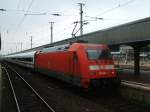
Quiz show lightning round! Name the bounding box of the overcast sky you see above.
[0,0,150,54]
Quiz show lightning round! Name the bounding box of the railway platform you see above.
[118,68,150,107]
[118,68,150,85]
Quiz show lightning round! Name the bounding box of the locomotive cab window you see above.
[87,49,112,60]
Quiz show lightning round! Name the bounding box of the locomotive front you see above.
[69,43,120,88]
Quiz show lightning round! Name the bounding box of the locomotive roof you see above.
[41,44,70,53]
[5,51,36,58]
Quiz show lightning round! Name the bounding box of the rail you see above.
[2,64,56,112]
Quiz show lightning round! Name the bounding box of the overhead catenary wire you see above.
[3,9,44,14]
[83,0,136,25]
[15,0,35,32]
[85,15,130,22]
[83,0,88,15]
[55,23,76,40]
[96,0,136,16]
[7,0,35,52]
[84,0,88,5]
[2,0,138,53]
[17,0,21,10]
[0,0,137,31]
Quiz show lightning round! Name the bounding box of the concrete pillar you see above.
[133,46,140,76]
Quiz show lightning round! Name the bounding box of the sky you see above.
[0,0,150,55]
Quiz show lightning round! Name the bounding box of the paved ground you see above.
[115,60,150,84]
[118,69,150,85]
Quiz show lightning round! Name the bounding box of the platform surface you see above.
[118,68,150,85]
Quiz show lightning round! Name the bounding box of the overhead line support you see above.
[78,3,84,36]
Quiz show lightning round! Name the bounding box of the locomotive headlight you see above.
[89,65,114,70]
[112,71,115,74]
[89,65,99,70]
[99,65,115,70]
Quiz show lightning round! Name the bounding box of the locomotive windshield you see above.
[87,49,112,60]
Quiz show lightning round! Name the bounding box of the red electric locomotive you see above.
[34,43,120,88]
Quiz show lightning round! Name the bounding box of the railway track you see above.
[2,64,55,112]
[2,62,150,112]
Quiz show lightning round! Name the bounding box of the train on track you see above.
[5,42,120,89]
